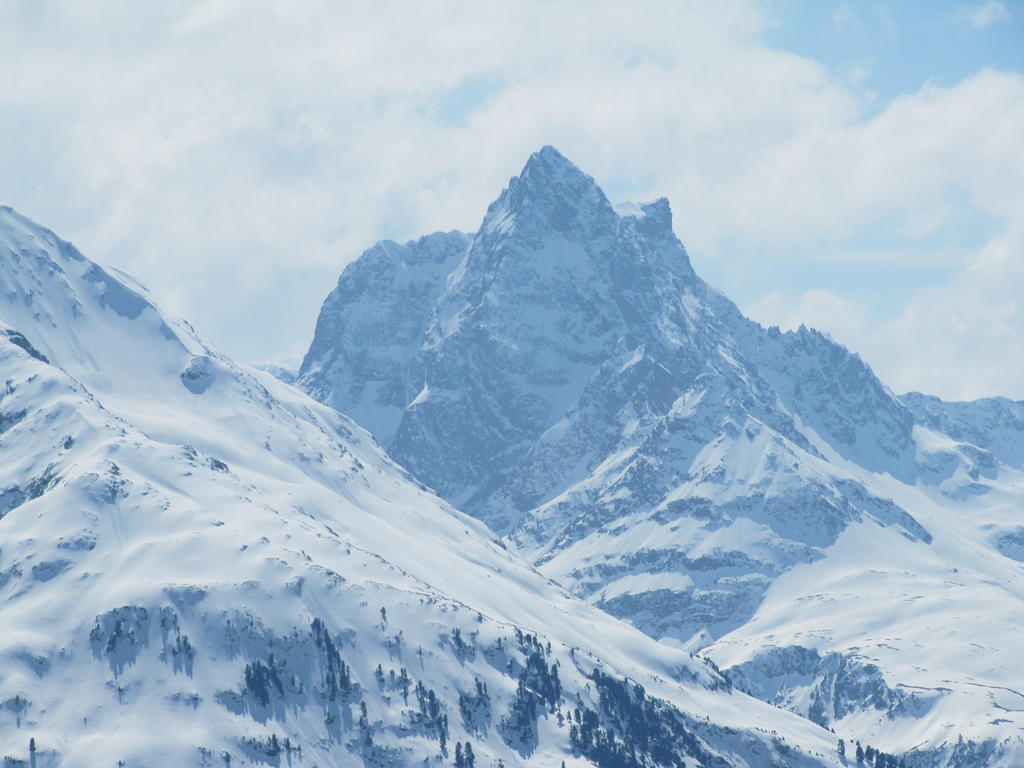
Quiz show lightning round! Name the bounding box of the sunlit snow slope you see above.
[299,148,1024,767]
[0,206,853,766]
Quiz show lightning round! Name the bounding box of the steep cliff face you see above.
[300,230,472,445]
[0,205,848,767]
[299,148,1024,766]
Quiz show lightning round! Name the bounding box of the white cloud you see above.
[737,67,1024,400]
[746,222,1024,401]
[955,0,1011,28]
[874,223,1024,399]
[0,0,1021,399]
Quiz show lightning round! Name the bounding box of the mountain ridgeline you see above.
[299,147,1024,767]
[0,204,859,763]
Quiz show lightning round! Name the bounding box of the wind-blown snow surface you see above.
[299,148,1024,767]
[0,206,852,766]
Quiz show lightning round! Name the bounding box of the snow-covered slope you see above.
[0,205,852,766]
[298,148,1024,767]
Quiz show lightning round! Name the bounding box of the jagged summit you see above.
[520,143,577,175]
[479,146,676,247]
[479,145,616,240]
[518,144,596,192]
[514,146,674,229]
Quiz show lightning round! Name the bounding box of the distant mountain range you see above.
[298,147,1024,767]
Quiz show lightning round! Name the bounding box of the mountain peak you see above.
[516,145,603,198]
[481,146,615,238]
[482,149,679,243]
[519,144,581,178]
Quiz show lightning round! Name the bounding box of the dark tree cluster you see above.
[311,618,356,701]
[358,699,374,748]
[396,666,411,704]
[512,627,552,657]
[453,740,477,767]
[459,677,492,734]
[411,680,450,751]
[243,657,285,708]
[371,661,413,703]
[448,627,477,662]
[567,668,721,768]
[853,740,905,768]
[500,677,540,753]
[521,651,561,711]
[239,733,300,760]
[169,633,196,676]
[499,646,562,754]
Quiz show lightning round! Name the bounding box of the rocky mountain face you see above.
[299,148,1024,767]
[301,230,472,445]
[901,391,1024,470]
[0,205,853,766]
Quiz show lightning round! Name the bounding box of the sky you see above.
[1,0,1022,400]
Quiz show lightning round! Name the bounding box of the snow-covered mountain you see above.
[0,205,857,766]
[299,148,1024,767]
